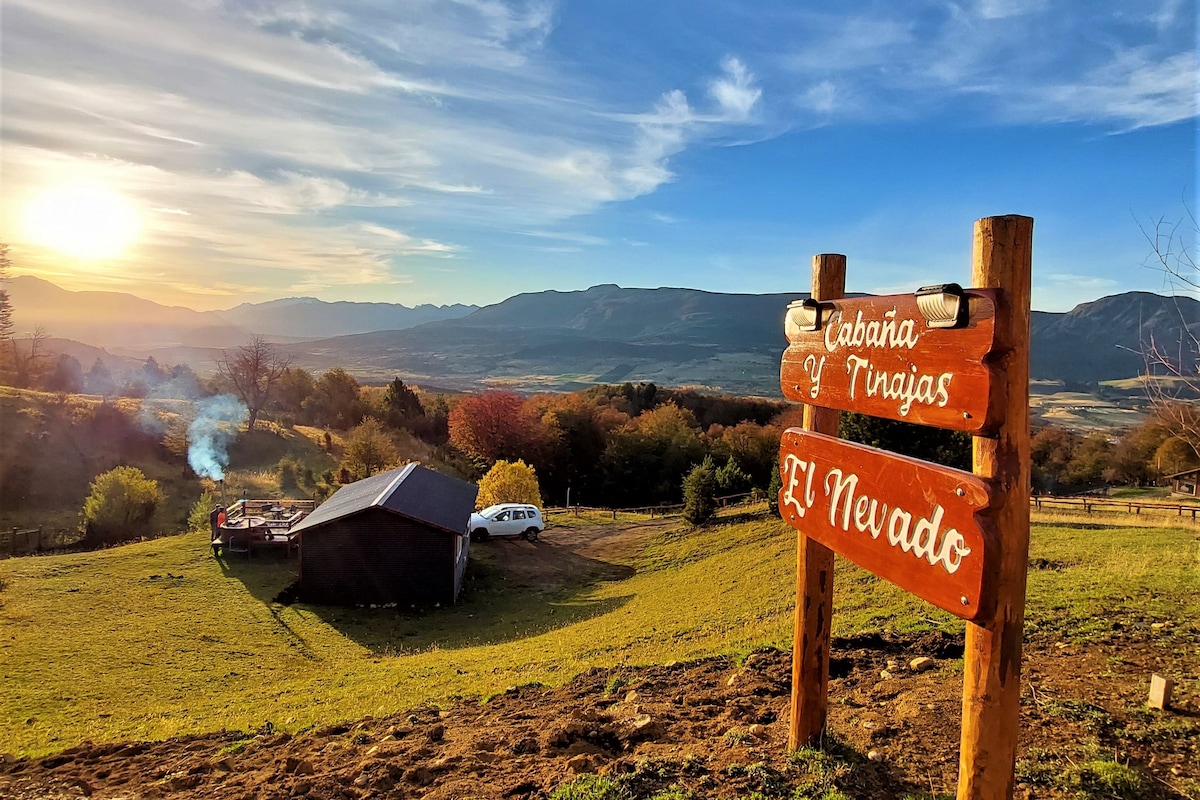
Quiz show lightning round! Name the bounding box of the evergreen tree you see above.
[767,454,782,516]
[682,456,718,526]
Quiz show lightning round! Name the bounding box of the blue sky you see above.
[0,0,1195,311]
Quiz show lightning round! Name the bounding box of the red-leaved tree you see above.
[448,391,550,467]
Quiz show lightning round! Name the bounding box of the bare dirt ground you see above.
[2,521,1197,799]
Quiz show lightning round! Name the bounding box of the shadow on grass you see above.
[213,536,636,656]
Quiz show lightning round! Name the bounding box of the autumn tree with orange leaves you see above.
[448,391,551,467]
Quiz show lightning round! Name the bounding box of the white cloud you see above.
[709,57,762,122]
[973,0,1049,20]
[0,0,769,302]
[778,2,1197,130]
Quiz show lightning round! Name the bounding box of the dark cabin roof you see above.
[1165,468,1200,480]
[290,463,478,536]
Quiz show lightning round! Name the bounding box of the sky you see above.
[0,0,1195,312]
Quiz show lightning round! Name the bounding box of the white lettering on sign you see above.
[781,454,972,575]
[816,306,952,419]
[823,308,921,353]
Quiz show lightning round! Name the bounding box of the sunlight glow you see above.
[23,182,141,260]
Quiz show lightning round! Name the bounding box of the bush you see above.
[277,457,304,493]
[715,456,751,496]
[682,456,717,526]
[767,455,781,516]
[187,490,220,534]
[82,466,164,545]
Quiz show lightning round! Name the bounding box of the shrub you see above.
[277,457,303,493]
[187,490,221,534]
[341,417,399,479]
[82,466,164,545]
[715,456,751,496]
[682,457,717,526]
[767,455,781,516]
[477,459,542,509]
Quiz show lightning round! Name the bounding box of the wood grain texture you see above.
[788,254,845,751]
[780,291,1001,434]
[778,429,997,621]
[957,215,1033,800]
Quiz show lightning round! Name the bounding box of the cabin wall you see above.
[299,510,456,606]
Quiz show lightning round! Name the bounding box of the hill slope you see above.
[217,296,477,339]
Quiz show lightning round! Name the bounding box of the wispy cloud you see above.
[0,0,1192,310]
[0,0,766,305]
[779,1,1196,130]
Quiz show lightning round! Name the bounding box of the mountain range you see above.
[8,276,1199,396]
[5,275,477,348]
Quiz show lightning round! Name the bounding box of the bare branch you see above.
[217,336,291,430]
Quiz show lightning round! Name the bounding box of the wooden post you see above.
[788,253,846,750]
[959,215,1033,800]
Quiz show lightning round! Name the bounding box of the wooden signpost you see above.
[780,291,1002,435]
[780,216,1033,800]
[779,429,995,621]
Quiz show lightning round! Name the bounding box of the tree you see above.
[1140,208,1200,457]
[304,368,367,430]
[42,354,84,393]
[476,459,542,509]
[839,411,971,471]
[715,456,751,496]
[218,336,290,430]
[601,403,706,507]
[341,417,398,479]
[448,391,550,466]
[767,454,782,516]
[6,327,51,389]
[85,358,116,397]
[381,377,424,428]
[82,465,163,545]
[682,456,718,526]
[0,242,12,345]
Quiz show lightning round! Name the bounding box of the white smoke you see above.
[187,394,248,480]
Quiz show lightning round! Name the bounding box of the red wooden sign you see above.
[778,428,997,621]
[780,291,1002,434]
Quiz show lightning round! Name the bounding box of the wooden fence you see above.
[545,491,762,520]
[1032,495,1200,520]
[0,526,83,558]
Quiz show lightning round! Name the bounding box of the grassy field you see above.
[1,507,1197,760]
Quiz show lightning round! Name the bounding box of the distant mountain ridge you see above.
[217,296,477,339]
[7,275,476,348]
[9,276,1198,395]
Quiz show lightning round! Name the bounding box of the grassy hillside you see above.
[1,508,1196,760]
[0,388,345,539]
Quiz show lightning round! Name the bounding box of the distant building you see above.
[290,464,478,606]
[1165,468,1200,498]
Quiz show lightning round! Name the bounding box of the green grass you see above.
[1,511,1197,758]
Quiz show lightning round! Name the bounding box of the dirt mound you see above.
[2,630,1196,799]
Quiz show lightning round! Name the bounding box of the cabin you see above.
[1166,468,1200,498]
[290,464,478,606]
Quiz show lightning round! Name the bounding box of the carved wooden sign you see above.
[780,291,1002,434]
[778,428,996,621]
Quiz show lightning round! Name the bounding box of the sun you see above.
[23,181,141,260]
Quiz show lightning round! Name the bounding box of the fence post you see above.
[10,528,15,556]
